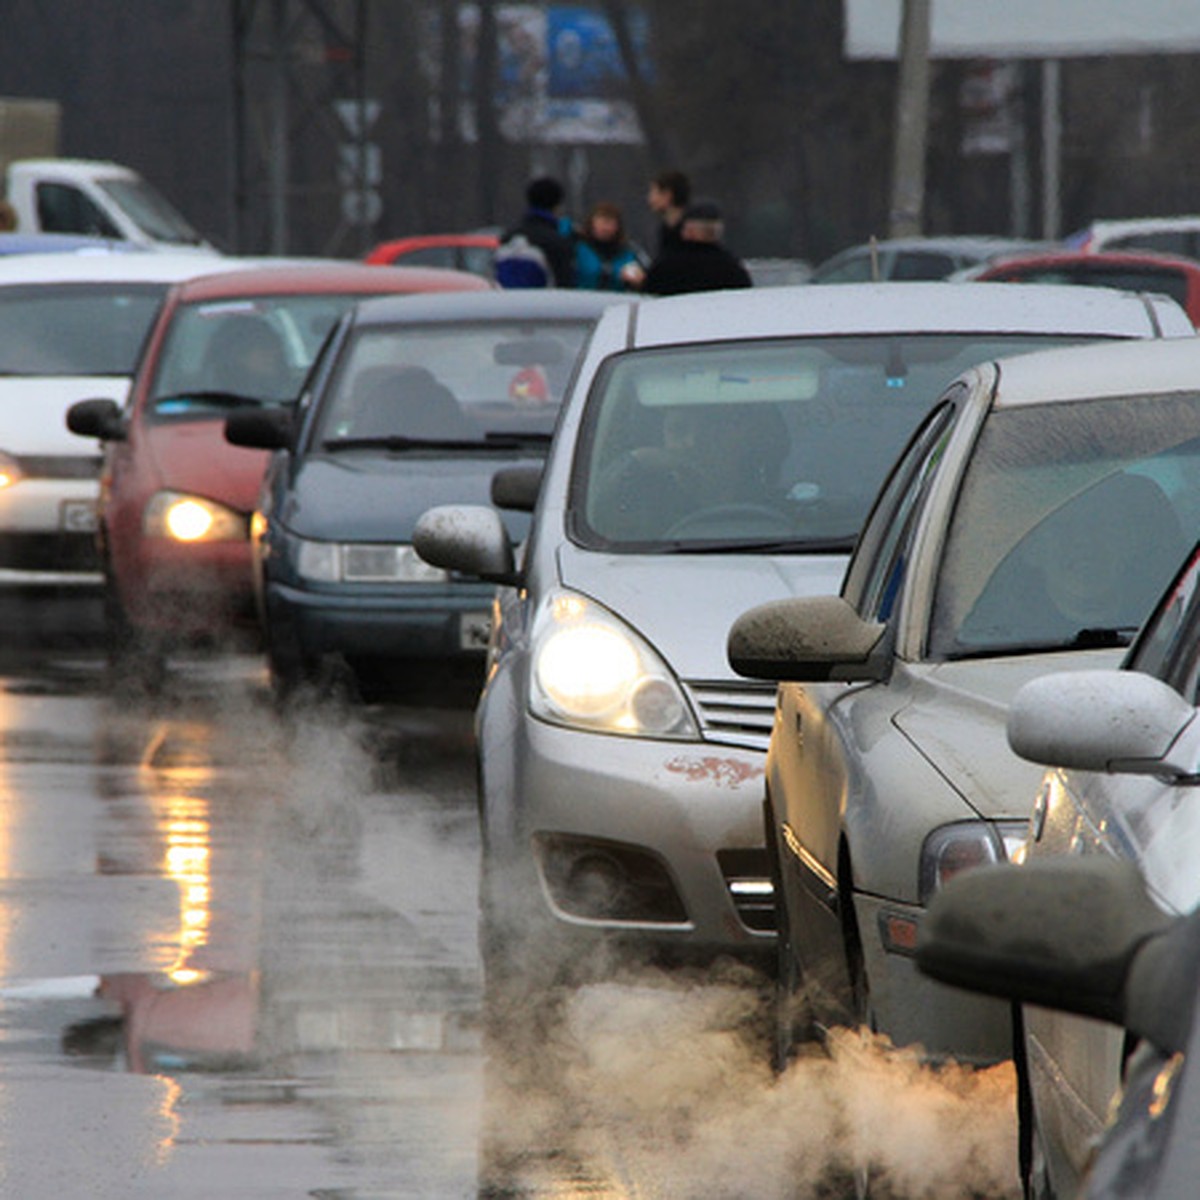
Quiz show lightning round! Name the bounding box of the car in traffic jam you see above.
[226,288,623,703]
[65,260,489,684]
[412,280,1193,997]
[728,333,1200,1076]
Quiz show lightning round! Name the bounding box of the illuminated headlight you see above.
[143,491,246,542]
[295,538,450,585]
[0,451,23,490]
[918,819,1028,905]
[529,590,698,739]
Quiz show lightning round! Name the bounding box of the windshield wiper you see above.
[659,535,856,555]
[947,625,1139,660]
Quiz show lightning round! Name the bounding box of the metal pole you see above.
[888,0,931,239]
[1041,59,1062,240]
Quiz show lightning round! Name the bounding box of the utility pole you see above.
[888,0,932,239]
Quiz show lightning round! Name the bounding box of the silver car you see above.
[414,282,1194,988]
[729,334,1200,1074]
[1001,532,1200,1198]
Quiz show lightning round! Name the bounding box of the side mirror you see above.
[413,504,517,586]
[1007,669,1200,780]
[66,397,125,442]
[225,407,293,451]
[917,857,1171,1027]
[727,595,887,682]
[491,464,543,512]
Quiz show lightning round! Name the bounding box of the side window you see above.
[1126,541,1200,696]
[36,182,122,238]
[892,252,955,281]
[846,392,961,620]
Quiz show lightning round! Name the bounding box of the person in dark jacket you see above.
[495,176,577,288]
[647,168,690,254]
[641,199,753,296]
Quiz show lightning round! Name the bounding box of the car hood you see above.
[1,377,129,456]
[895,648,1126,820]
[555,541,848,679]
[282,452,538,541]
[141,418,271,511]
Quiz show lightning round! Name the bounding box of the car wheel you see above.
[103,576,168,694]
[1014,1005,1056,1200]
[841,867,877,1033]
[766,795,812,1072]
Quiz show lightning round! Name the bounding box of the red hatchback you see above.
[66,260,490,682]
[969,248,1200,327]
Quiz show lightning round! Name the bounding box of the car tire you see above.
[766,795,812,1072]
[841,859,877,1033]
[1014,1005,1056,1200]
[103,573,168,694]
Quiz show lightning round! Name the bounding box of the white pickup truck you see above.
[5,158,217,253]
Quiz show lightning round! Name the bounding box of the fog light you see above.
[564,853,628,917]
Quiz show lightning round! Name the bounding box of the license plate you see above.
[60,499,98,534]
[459,612,492,650]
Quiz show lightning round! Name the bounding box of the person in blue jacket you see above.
[574,201,645,292]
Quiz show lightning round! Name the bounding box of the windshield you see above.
[149,295,366,416]
[932,392,1200,658]
[98,176,203,245]
[0,283,166,376]
[310,318,594,445]
[570,333,1098,552]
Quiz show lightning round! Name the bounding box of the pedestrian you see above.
[646,168,690,254]
[494,175,577,288]
[640,199,753,297]
[573,201,645,292]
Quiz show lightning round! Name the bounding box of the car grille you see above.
[683,679,777,751]
[15,455,102,480]
[0,532,100,573]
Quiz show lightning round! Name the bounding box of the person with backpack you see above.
[573,201,645,292]
[494,176,576,288]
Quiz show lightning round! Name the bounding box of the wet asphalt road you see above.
[0,640,1025,1200]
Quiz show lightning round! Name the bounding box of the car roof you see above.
[167,260,490,301]
[349,287,629,326]
[988,334,1200,408]
[0,251,235,285]
[612,281,1188,347]
[978,248,1200,273]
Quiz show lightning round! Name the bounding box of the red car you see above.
[968,248,1200,327]
[364,232,498,280]
[66,260,490,682]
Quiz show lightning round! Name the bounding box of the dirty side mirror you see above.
[413,504,517,586]
[727,594,887,682]
[1008,669,1200,779]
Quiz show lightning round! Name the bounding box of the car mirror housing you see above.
[1007,669,1200,779]
[224,407,293,451]
[65,397,125,442]
[917,857,1171,1027]
[726,595,887,682]
[491,464,543,512]
[413,504,517,586]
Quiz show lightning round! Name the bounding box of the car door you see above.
[1022,543,1200,1194]
[775,396,963,997]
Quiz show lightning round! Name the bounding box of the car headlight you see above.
[143,491,246,542]
[294,537,449,585]
[529,590,698,739]
[0,451,24,490]
[918,819,1028,905]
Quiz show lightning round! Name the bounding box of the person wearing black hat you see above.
[640,199,752,296]
[495,175,577,288]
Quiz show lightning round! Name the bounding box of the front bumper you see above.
[0,478,101,590]
[855,891,1012,1063]
[266,578,495,663]
[483,708,775,964]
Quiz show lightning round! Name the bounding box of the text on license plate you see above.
[60,499,98,534]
